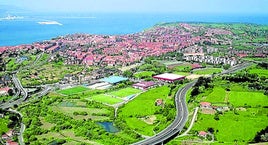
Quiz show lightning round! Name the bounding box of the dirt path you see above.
[224,91,229,103]
[177,107,199,137]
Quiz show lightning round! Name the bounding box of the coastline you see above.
[1,13,268,47]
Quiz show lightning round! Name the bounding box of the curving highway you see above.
[132,80,197,145]
[0,74,28,109]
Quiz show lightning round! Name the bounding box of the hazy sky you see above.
[2,0,267,14]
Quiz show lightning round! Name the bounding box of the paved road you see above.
[178,107,199,137]
[0,75,28,109]
[220,63,252,75]
[132,81,197,145]
[0,74,27,145]
[8,109,25,145]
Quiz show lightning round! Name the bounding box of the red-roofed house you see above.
[1,134,9,140]
[155,99,164,106]
[1,129,15,140]
[198,131,208,138]
[6,130,14,137]
[132,81,155,90]
[6,140,19,145]
[200,102,211,108]
[191,63,203,70]
[254,54,266,57]
[0,87,10,95]
[236,53,248,58]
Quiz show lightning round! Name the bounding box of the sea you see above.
[0,12,268,46]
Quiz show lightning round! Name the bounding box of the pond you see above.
[97,122,119,133]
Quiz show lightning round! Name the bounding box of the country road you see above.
[178,107,199,137]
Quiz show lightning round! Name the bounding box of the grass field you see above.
[37,130,101,145]
[125,118,155,135]
[173,71,190,76]
[173,64,192,72]
[194,68,222,75]
[0,118,9,133]
[248,68,268,77]
[192,108,268,144]
[204,87,226,102]
[229,91,268,107]
[109,87,142,98]
[119,86,170,117]
[18,62,84,86]
[58,86,89,95]
[134,71,156,79]
[51,106,110,121]
[118,86,171,136]
[40,117,55,130]
[88,94,123,105]
[243,57,268,62]
[0,95,12,102]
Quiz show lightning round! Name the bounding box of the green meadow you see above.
[109,87,142,98]
[193,68,222,75]
[248,68,268,77]
[0,118,9,133]
[192,109,268,144]
[58,86,89,95]
[134,71,156,79]
[118,86,173,136]
[88,94,123,105]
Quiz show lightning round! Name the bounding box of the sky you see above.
[1,0,268,14]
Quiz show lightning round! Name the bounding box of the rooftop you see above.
[153,73,185,81]
[133,81,155,88]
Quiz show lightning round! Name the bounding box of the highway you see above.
[0,74,28,109]
[132,80,197,145]
[0,74,28,145]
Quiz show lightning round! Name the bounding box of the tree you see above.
[8,89,14,96]
[13,104,18,108]
[208,127,215,133]
[191,87,199,97]
[123,70,133,78]
[223,64,231,70]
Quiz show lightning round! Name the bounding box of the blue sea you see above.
[0,12,268,46]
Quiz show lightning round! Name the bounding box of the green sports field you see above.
[88,94,123,105]
[58,86,89,95]
[109,87,142,98]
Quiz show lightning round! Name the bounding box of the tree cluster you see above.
[191,77,213,98]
